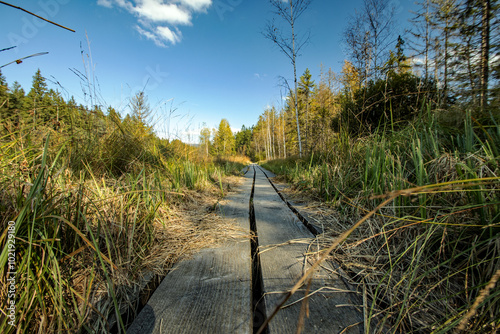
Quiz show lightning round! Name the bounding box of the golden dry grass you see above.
[0,136,250,333]
[266,176,500,333]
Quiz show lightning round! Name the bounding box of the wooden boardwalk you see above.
[128,165,363,334]
[253,166,362,333]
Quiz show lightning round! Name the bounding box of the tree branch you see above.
[0,1,75,32]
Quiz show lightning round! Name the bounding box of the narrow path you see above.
[128,165,362,334]
[252,165,362,333]
[127,171,254,334]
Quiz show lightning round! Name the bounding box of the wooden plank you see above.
[127,173,254,334]
[253,167,363,334]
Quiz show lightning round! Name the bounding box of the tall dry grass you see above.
[263,107,500,333]
[0,115,248,333]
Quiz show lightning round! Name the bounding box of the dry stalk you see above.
[455,268,500,332]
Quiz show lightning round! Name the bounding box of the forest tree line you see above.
[228,0,500,161]
[1,0,499,164]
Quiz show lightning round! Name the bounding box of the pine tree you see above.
[385,36,412,75]
[6,81,26,126]
[478,0,492,112]
[312,67,338,152]
[46,89,66,127]
[459,0,496,113]
[234,125,253,156]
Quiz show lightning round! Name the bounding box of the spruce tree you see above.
[26,69,48,126]
[8,81,26,125]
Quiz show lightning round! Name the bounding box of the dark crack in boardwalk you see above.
[127,165,363,334]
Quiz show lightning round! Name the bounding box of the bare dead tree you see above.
[410,0,433,81]
[344,13,372,87]
[264,0,312,158]
[343,0,397,82]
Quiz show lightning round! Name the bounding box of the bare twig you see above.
[0,1,75,32]
[0,46,17,52]
[296,276,312,334]
[0,52,49,69]
[256,194,398,334]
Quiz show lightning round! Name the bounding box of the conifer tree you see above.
[234,125,252,156]
[459,0,496,112]
[8,81,25,124]
[312,67,338,152]
[26,69,48,125]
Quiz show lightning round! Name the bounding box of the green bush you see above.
[339,72,437,135]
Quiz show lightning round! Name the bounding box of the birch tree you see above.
[199,125,211,157]
[343,0,397,82]
[264,0,312,158]
[213,119,234,155]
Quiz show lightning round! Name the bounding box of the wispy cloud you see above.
[98,0,212,46]
[254,73,267,80]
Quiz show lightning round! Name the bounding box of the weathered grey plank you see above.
[253,166,363,334]
[127,173,254,334]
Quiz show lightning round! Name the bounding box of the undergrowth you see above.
[262,108,500,333]
[0,117,249,333]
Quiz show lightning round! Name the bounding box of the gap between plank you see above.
[249,165,269,334]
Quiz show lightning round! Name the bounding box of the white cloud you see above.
[97,0,113,8]
[98,0,212,46]
[135,25,181,46]
[157,26,182,44]
[254,73,267,80]
[175,0,211,11]
[134,0,191,25]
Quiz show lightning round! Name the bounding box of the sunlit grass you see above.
[0,118,248,333]
[262,108,500,333]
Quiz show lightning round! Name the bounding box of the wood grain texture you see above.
[128,166,363,334]
[127,173,254,334]
[253,167,363,334]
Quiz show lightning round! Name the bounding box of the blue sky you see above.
[0,0,416,142]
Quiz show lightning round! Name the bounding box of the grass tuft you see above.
[262,109,500,333]
[0,117,248,333]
